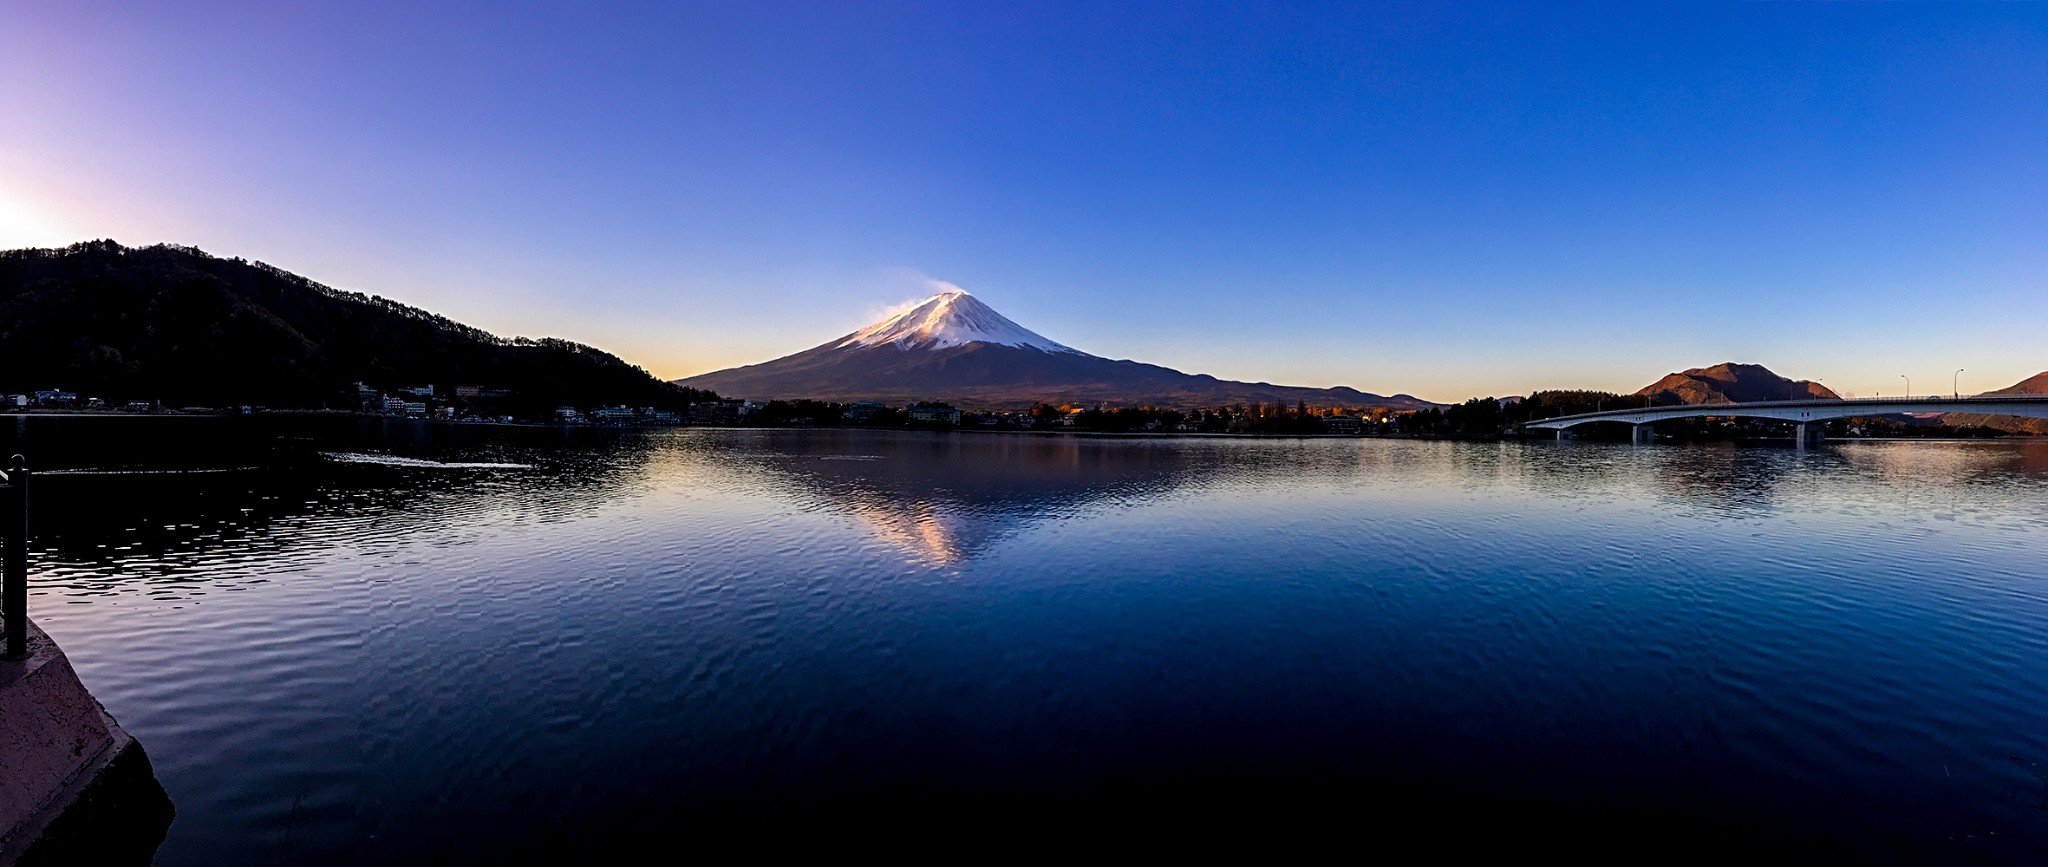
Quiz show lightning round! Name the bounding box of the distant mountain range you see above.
[674,289,1435,410]
[0,241,707,412]
[1634,362,1836,404]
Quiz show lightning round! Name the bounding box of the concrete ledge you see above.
[0,619,172,867]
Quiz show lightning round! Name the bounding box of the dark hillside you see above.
[0,241,711,413]
[1635,362,1836,405]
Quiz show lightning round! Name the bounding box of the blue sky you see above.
[3,2,2042,401]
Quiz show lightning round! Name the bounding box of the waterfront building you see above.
[689,400,749,426]
[908,404,962,425]
[378,396,428,417]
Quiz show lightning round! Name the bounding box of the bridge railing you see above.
[1818,394,1997,403]
[1518,394,2038,425]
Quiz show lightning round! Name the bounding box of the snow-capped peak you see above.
[837,289,1081,354]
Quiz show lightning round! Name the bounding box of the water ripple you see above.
[6,423,2045,864]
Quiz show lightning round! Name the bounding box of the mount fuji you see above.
[675,289,1434,410]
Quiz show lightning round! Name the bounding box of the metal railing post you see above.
[3,455,25,660]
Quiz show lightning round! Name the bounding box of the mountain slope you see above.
[676,290,1434,410]
[1635,363,1837,404]
[0,241,710,412]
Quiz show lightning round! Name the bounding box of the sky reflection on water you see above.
[10,419,2048,863]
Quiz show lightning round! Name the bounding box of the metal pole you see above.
[3,455,25,660]
[1901,375,1909,399]
[1955,369,1964,399]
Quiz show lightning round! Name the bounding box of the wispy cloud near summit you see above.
[863,273,969,324]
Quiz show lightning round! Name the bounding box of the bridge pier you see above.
[1795,422,1825,448]
[1631,424,1654,446]
[1555,429,1574,441]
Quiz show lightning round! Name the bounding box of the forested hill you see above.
[0,241,712,413]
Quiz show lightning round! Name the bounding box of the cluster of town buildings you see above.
[551,405,683,425]
[358,383,509,420]
[0,390,157,413]
[358,383,699,425]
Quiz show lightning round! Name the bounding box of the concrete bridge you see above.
[1523,395,2048,446]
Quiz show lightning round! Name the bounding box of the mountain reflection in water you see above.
[8,418,2048,865]
[709,432,1224,565]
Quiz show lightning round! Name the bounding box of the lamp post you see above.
[1901,375,1910,399]
[1954,369,1964,399]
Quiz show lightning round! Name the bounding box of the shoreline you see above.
[0,410,2035,442]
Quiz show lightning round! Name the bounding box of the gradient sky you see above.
[4,2,2043,402]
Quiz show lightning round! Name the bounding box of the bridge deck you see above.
[1524,395,2048,430]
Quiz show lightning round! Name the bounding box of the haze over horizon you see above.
[4,2,2042,403]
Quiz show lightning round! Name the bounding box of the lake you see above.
[13,417,2048,862]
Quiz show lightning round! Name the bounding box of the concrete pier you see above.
[1631,424,1655,445]
[0,618,171,866]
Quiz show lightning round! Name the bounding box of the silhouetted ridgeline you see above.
[0,241,714,414]
[1634,362,1836,405]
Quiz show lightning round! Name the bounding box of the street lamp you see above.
[1901,375,1910,399]
[1954,369,1964,399]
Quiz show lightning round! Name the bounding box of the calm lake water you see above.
[13,417,2048,862]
